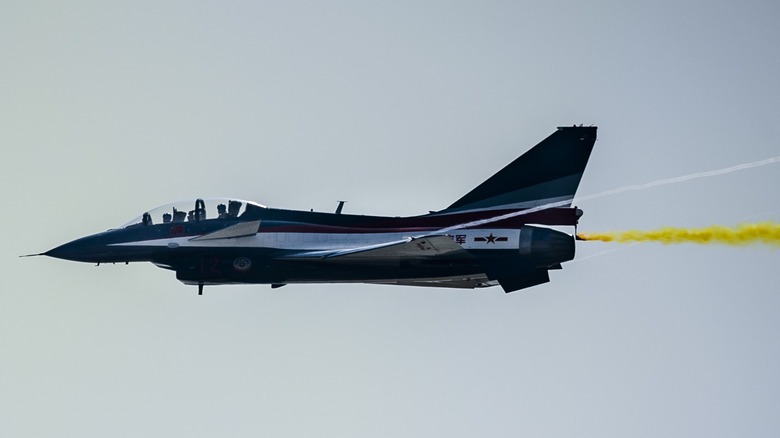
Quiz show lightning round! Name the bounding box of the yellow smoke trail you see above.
[577,223,780,247]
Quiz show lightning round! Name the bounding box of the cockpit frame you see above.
[122,198,265,228]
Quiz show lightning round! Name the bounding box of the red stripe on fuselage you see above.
[260,208,578,234]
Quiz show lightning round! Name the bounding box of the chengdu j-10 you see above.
[39,126,596,294]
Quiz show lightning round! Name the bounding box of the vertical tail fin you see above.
[444,126,596,213]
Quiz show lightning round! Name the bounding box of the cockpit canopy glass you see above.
[122,198,265,228]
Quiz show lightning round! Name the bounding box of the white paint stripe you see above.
[110,229,522,251]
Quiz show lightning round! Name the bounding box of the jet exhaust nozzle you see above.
[518,225,575,268]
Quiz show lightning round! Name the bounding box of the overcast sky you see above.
[2,1,780,437]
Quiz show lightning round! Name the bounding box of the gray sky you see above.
[2,1,780,437]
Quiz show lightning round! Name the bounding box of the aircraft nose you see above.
[44,231,121,263]
[45,238,98,262]
[44,230,157,264]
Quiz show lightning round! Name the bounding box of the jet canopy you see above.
[122,198,265,228]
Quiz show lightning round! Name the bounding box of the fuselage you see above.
[46,200,577,289]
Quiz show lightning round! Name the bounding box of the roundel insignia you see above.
[233,257,252,272]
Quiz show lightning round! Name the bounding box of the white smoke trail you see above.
[569,243,639,263]
[438,156,780,232]
[577,156,780,203]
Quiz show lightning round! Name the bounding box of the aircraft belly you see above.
[167,246,487,285]
[154,228,567,287]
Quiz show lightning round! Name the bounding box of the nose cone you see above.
[45,235,108,263]
[45,229,159,264]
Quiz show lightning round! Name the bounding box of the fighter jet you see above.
[39,126,596,294]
